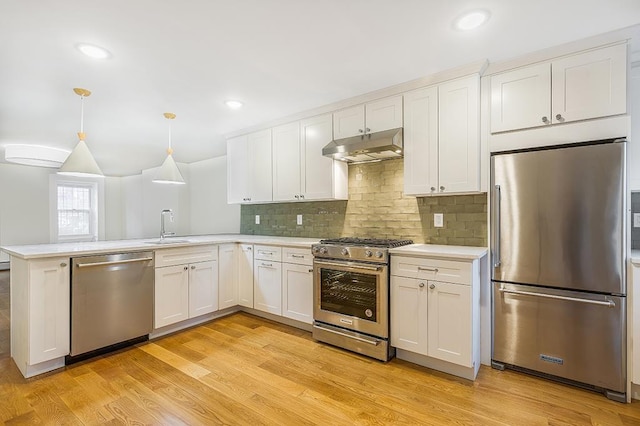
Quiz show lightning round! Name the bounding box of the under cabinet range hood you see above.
[322,128,403,163]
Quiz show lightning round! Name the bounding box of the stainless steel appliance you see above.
[491,138,627,402]
[68,251,154,362]
[322,128,403,163]
[312,237,413,361]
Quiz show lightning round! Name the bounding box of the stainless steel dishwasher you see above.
[69,251,154,362]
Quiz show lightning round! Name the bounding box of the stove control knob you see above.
[341,248,349,256]
[365,250,373,257]
[312,246,319,253]
[320,247,328,254]
[375,251,384,259]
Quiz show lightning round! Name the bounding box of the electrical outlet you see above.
[634,213,640,228]
[434,213,444,228]
[297,214,303,225]
[255,215,260,225]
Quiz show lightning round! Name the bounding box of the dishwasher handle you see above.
[76,257,153,268]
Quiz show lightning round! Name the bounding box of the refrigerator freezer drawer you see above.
[492,282,625,393]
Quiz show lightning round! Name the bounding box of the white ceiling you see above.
[1,0,639,176]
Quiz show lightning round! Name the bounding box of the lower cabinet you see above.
[253,245,283,315]
[154,245,219,329]
[218,244,238,310]
[238,244,254,308]
[390,253,482,379]
[281,247,314,324]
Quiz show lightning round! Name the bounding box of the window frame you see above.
[49,175,104,243]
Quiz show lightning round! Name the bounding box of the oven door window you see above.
[320,269,377,322]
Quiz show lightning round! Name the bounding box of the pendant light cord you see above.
[79,95,85,133]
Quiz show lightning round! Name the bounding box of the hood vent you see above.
[322,128,403,163]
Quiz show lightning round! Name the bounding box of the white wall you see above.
[189,156,240,235]
[104,177,123,240]
[141,164,191,238]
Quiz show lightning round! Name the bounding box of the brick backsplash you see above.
[240,158,487,247]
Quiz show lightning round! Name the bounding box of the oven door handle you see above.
[314,260,382,272]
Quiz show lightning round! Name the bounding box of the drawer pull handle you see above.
[291,254,305,258]
[60,262,67,268]
[419,282,425,288]
[262,263,273,267]
[417,267,439,273]
[429,283,436,289]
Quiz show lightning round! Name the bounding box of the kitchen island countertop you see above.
[1,234,320,260]
[390,244,488,260]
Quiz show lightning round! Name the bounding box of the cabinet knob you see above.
[294,195,299,199]
[358,129,364,133]
[440,186,445,191]
[419,282,425,288]
[429,283,436,289]
[300,194,304,199]
[308,269,313,273]
[60,262,67,268]
[555,114,564,122]
[191,265,196,270]
[365,127,371,133]
[542,116,549,124]
[184,266,188,270]
[430,187,436,192]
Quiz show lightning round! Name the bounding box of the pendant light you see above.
[58,88,104,177]
[152,112,185,185]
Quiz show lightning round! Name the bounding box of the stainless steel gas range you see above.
[311,237,413,361]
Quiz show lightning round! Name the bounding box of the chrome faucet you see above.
[160,209,176,239]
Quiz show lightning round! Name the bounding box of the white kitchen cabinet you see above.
[272,116,348,202]
[282,247,313,324]
[403,75,480,196]
[490,43,627,133]
[10,256,70,378]
[226,129,273,204]
[154,245,218,329]
[427,280,472,367]
[253,245,282,315]
[390,275,428,354]
[218,243,238,310]
[333,95,403,139]
[238,244,254,308]
[390,252,481,380]
[631,258,640,385]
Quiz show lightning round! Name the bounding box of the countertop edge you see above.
[389,244,488,260]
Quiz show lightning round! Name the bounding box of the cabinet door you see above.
[427,280,472,367]
[390,276,428,354]
[238,244,254,308]
[218,244,238,310]
[632,261,640,384]
[29,258,70,364]
[552,43,627,124]
[189,260,219,318]
[365,95,403,133]
[282,263,313,324]
[155,265,189,328]
[226,135,250,204]
[438,75,480,193]
[248,129,273,203]
[272,122,302,202]
[254,260,282,315]
[403,86,438,195]
[490,63,551,133]
[301,114,347,200]
[333,105,365,139]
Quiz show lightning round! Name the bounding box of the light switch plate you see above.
[255,215,260,225]
[297,214,303,225]
[434,213,444,228]
[634,213,640,228]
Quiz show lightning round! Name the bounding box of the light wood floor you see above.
[2,271,640,425]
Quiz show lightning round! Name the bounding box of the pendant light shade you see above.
[58,88,104,177]
[152,112,185,185]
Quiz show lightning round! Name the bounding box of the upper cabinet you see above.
[227,129,273,204]
[490,43,627,133]
[403,74,480,196]
[333,95,403,139]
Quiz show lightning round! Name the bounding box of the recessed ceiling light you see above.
[225,100,243,110]
[76,43,112,59]
[454,10,490,31]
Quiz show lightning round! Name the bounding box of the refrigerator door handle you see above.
[498,286,616,308]
[493,184,501,268]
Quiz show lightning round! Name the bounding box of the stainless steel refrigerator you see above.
[491,138,627,402]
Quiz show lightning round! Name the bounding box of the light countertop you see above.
[1,234,320,260]
[390,244,488,260]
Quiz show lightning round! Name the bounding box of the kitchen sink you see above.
[144,239,190,245]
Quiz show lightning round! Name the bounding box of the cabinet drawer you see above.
[391,255,471,285]
[282,247,313,266]
[155,245,218,268]
[254,245,282,262]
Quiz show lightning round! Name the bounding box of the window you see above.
[55,182,98,242]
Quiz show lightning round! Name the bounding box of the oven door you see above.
[313,258,388,338]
